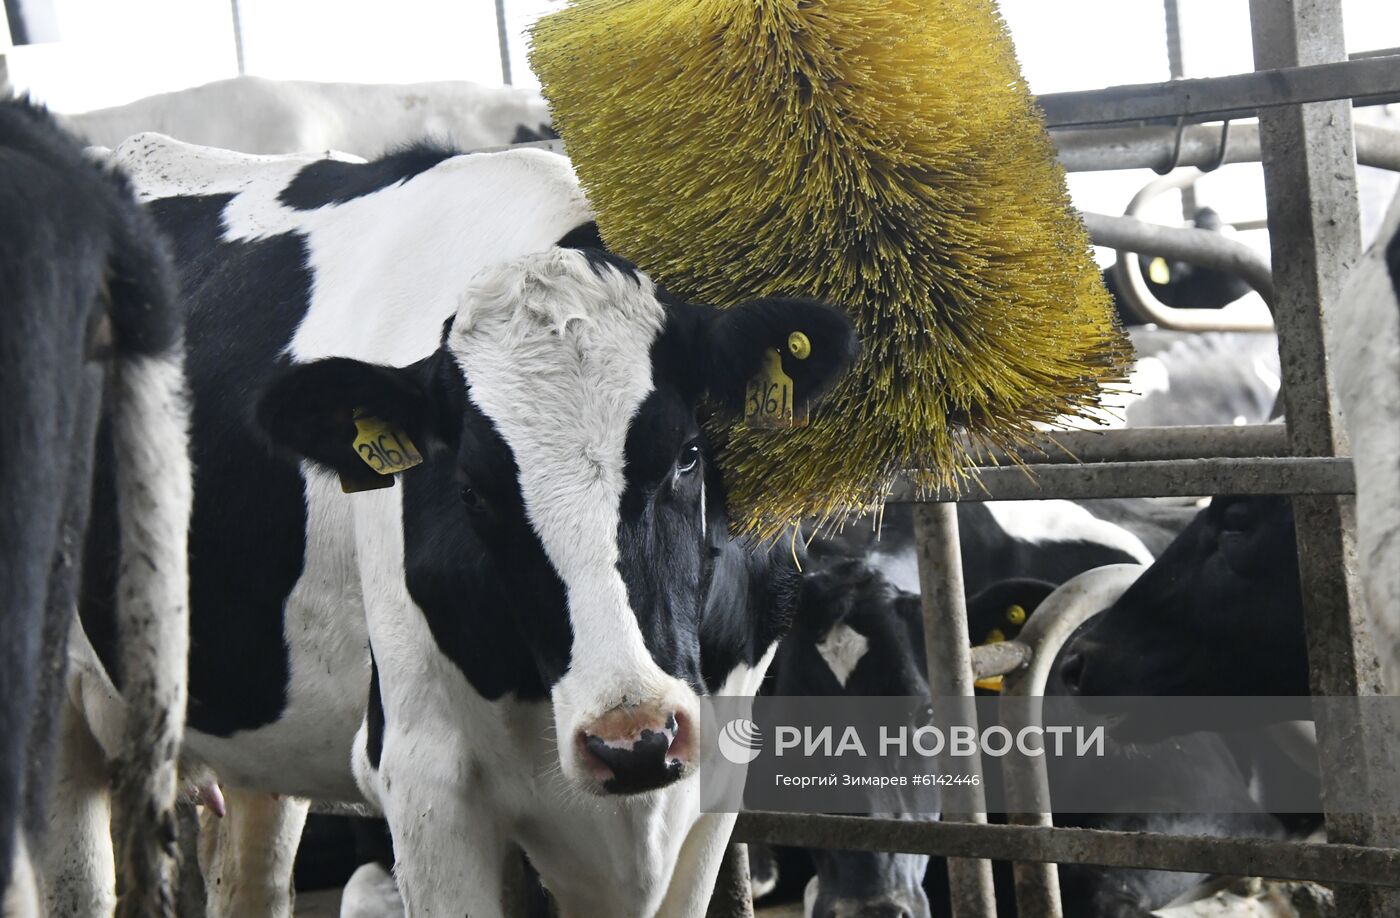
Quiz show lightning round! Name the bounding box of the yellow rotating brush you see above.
[531,0,1130,537]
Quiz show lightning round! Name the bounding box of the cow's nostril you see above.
[578,708,687,794]
[1059,650,1086,693]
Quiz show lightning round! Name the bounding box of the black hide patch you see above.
[279,143,461,210]
[108,194,317,736]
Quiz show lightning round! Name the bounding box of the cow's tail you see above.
[109,346,192,918]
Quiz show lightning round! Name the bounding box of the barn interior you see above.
[3,1,1400,917]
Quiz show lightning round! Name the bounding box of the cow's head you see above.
[774,561,933,918]
[256,237,856,795]
[1059,495,1307,710]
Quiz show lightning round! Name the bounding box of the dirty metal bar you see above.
[705,844,754,918]
[912,503,996,917]
[984,424,1289,463]
[1250,2,1400,914]
[732,813,1400,888]
[960,424,1288,466]
[1037,55,1400,128]
[308,799,379,817]
[969,640,1032,680]
[998,566,1147,918]
[1054,122,1400,173]
[889,456,1354,503]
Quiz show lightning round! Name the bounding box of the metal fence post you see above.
[913,503,996,917]
[1248,1,1400,914]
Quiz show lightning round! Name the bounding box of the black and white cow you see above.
[770,560,1289,918]
[0,97,190,916]
[1059,495,1307,716]
[61,134,857,917]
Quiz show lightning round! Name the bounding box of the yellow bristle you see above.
[531,0,1131,538]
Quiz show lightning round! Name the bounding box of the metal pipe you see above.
[999,566,1147,918]
[229,0,245,76]
[1053,122,1400,173]
[958,424,1289,467]
[912,504,997,917]
[494,0,513,86]
[969,640,1032,680]
[1084,212,1277,331]
[1037,55,1400,128]
[732,813,1400,888]
[705,844,754,918]
[889,456,1354,503]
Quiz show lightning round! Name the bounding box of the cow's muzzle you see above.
[577,703,694,794]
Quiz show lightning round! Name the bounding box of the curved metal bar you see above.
[1089,212,1276,331]
[998,564,1147,918]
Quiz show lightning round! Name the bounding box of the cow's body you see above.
[61,76,553,158]
[66,134,853,917]
[1,98,190,917]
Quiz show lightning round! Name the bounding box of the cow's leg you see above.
[199,789,308,918]
[40,696,116,918]
[374,749,505,918]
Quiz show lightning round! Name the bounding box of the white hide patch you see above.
[816,624,870,688]
[985,500,1155,565]
[448,249,697,770]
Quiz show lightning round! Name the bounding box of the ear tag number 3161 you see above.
[745,349,806,429]
[353,410,423,476]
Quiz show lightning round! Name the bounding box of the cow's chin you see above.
[552,681,702,798]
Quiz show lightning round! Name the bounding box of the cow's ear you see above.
[255,357,437,492]
[700,297,858,416]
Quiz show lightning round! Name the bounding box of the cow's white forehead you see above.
[447,248,667,576]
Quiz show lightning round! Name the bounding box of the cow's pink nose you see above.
[578,704,692,794]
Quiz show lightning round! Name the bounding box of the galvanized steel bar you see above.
[1037,55,1400,128]
[912,503,996,917]
[732,813,1400,888]
[1053,121,1400,173]
[998,566,1147,918]
[1250,2,1400,914]
[969,640,1031,680]
[704,844,754,918]
[959,424,1289,465]
[889,456,1354,503]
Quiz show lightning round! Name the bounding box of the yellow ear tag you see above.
[1148,256,1171,285]
[985,628,1006,644]
[745,348,807,429]
[974,676,1005,693]
[1006,604,1027,626]
[351,409,423,476]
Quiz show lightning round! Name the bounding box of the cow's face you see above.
[258,243,856,796]
[776,562,933,918]
[1059,495,1306,709]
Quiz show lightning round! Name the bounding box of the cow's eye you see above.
[460,484,486,512]
[676,442,702,475]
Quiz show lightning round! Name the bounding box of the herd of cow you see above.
[1,74,1398,918]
